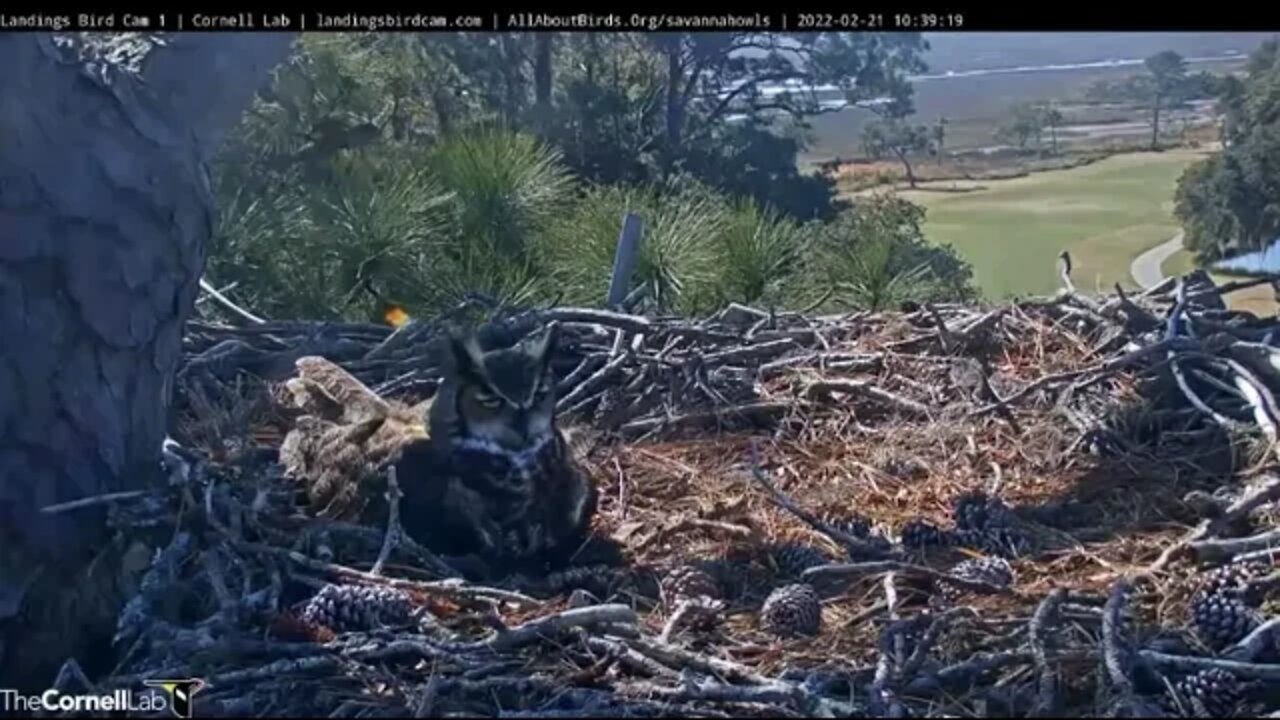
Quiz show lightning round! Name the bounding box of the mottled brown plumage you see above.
[277,325,598,579]
[398,322,598,574]
[278,356,430,520]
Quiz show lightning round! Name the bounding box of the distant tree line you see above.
[1084,51,1228,149]
[994,102,1065,153]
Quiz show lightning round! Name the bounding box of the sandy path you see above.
[1130,231,1185,289]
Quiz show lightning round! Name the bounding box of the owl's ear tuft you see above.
[526,322,559,374]
[447,329,487,384]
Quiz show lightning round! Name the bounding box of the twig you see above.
[969,337,1196,416]
[870,576,906,718]
[200,276,266,325]
[370,466,404,577]
[748,440,893,558]
[803,561,1016,596]
[1029,588,1068,717]
[1190,528,1280,563]
[580,636,679,679]
[926,302,955,353]
[1224,616,1280,662]
[1146,474,1280,575]
[363,320,424,361]
[804,380,930,418]
[233,540,538,607]
[899,607,976,683]
[483,605,637,652]
[621,401,798,438]
[1138,650,1280,680]
[40,489,152,514]
[557,352,628,412]
[1102,580,1136,706]
[622,635,772,685]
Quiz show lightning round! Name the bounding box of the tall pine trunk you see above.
[529,33,555,136]
[533,34,553,113]
[0,32,296,690]
[663,41,684,175]
[1151,93,1162,150]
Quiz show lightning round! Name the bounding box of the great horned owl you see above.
[398,322,598,574]
[278,356,431,520]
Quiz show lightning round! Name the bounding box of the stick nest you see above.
[67,279,1280,717]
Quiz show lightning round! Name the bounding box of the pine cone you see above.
[1198,559,1268,605]
[666,595,726,635]
[300,584,413,632]
[822,511,873,538]
[696,557,756,599]
[1190,591,1260,651]
[952,491,1013,531]
[939,556,1015,602]
[760,584,822,638]
[544,564,623,598]
[769,542,829,579]
[662,565,722,604]
[1165,668,1243,717]
[900,518,952,549]
[823,512,893,556]
[952,527,1029,559]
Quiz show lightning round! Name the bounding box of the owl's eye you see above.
[474,390,503,409]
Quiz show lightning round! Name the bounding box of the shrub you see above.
[537,181,724,313]
[208,129,976,323]
[808,194,977,311]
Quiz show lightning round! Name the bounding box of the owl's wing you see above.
[293,356,393,424]
[407,397,433,419]
[279,415,333,481]
[366,418,430,467]
[283,377,344,422]
[279,414,390,521]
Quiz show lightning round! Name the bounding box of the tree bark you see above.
[1151,93,1162,150]
[663,40,684,174]
[894,148,917,189]
[430,85,456,136]
[531,33,555,135]
[533,33,553,112]
[498,34,526,127]
[0,31,297,690]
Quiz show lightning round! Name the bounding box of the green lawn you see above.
[1162,248,1198,277]
[884,149,1210,299]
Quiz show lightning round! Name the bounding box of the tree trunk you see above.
[530,33,555,136]
[895,148,917,189]
[0,31,296,690]
[663,41,684,174]
[533,34,553,112]
[1151,94,1162,150]
[431,85,456,136]
[585,33,599,86]
[498,34,525,128]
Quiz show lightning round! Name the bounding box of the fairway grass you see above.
[876,149,1212,299]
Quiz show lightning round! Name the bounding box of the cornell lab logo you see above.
[144,678,206,718]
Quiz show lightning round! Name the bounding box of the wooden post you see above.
[606,212,644,308]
